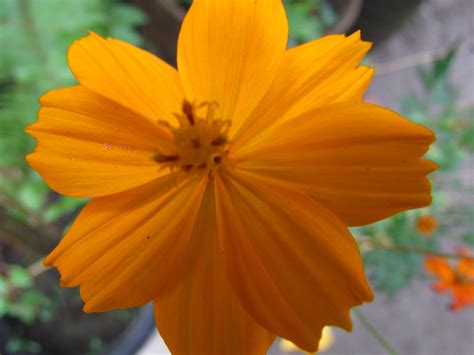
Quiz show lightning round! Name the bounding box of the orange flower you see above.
[416,215,438,237]
[26,1,435,353]
[425,248,474,311]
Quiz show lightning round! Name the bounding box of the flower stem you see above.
[354,309,398,355]
[357,238,474,261]
[27,258,47,278]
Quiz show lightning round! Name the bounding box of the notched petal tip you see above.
[350,29,372,44]
[24,125,35,135]
[423,159,438,173]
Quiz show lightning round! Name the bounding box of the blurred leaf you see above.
[44,196,87,223]
[459,109,474,151]
[16,174,48,212]
[10,265,32,288]
[284,0,336,45]
[88,337,104,355]
[417,44,458,91]
[361,213,438,297]
[463,233,474,246]
[7,336,41,353]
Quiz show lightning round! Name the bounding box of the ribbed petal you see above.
[233,103,435,226]
[233,32,373,148]
[214,170,373,352]
[44,173,208,312]
[26,86,171,198]
[154,180,275,355]
[68,32,184,129]
[177,0,288,135]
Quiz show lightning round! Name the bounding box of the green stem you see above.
[357,238,474,261]
[354,309,398,355]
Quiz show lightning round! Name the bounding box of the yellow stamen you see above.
[156,101,231,173]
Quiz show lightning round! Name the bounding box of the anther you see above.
[213,156,222,164]
[154,154,180,163]
[182,100,195,125]
[211,135,227,146]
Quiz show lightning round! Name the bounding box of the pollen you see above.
[155,101,231,173]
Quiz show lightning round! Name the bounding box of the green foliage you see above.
[356,213,437,297]
[401,44,473,170]
[7,336,41,354]
[88,337,104,355]
[462,232,474,246]
[285,0,337,45]
[0,265,54,324]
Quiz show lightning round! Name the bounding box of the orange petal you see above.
[214,170,373,352]
[68,32,184,129]
[457,248,474,277]
[233,32,373,148]
[177,0,288,135]
[26,86,171,198]
[425,257,454,283]
[154,180,275,354]
[432,281,450,293]
[451,284,474,309]
[44,173,208,312]
[233,103,435,226]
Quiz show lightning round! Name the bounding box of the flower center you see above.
[155,101,230,173]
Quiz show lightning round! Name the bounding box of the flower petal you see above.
[214,170,373,352]
[233,103,435,226]
[154,180,275,354]
[44,173,208,312]
[233,32,373,148]
[68,32,184,128]
[27,86,171,198]
[425,257,454,282]
[457,248,474,277]
[177,0,288,134]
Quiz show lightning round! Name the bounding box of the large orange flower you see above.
[425,248,474,311]
[26,0,435,353]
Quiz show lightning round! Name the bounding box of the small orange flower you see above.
[26,1,435,353]
[416,215,438,237]
[425,248,474,311]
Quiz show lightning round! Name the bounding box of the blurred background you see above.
[0,0,473,354]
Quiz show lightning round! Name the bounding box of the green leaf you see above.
[9,265,32,288]
[0,276,8,296]
[463,233,474,246]
[362,213,437,297]
[44,196,87,223]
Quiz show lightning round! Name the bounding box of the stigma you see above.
[154,100,230,173]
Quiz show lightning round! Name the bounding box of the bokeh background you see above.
[0,0,473,354]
